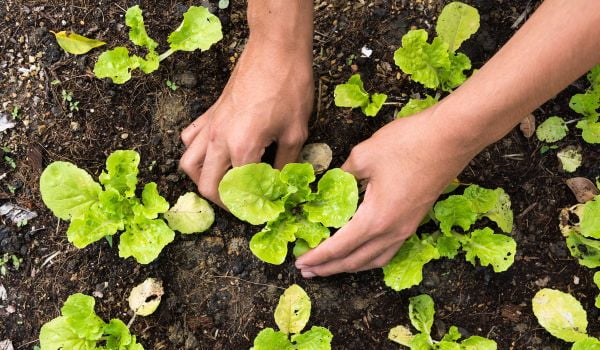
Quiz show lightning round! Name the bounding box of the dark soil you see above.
[1,0,599,349]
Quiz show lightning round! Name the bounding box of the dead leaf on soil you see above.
[27,145,43,175]
[128,278,164,316]
[566,177,599,204]
[0,203,37,225]
[519,114,536,138]
[0,339,14,350]
[299,143,332,174]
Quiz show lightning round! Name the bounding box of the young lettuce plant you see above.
[389,294,497,349]
[39,293,143,350]
[218,163,358,265]
[394,2,479,91]
[40,150,214,264]
[94,5,222,84]
[251,284,333,350]
[570,64,600,143]
[334,74,388,117]
[532,288,600,349]
[383,184,516,292]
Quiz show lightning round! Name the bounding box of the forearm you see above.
[437,0,600,154]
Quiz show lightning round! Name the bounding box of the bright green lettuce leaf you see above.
[438,51,471,91]
[66,202,121,248]
[303,168,358,228]
[52,31,106,55]
[536,116,568,142]
[388,325,414,346]
[293,215,330,248]
[481,189,514,233]
[434,195,477,235]
[104,319,133,349]
[98,187,129,225]
[463,185,499,214]
[249,215,297,265]
[435,234,461,258]
[557,147,583,173]
[576,118,600,144]
[60,293,106,340]
[275,284,311,335]
[441,326,462,342]
[125,5,158,51]
[383,235,440,291]
[280,163,315,206]
[94,47,139,84]
[39,316,96,350]
[291,326,333,350]
[581,197,600,239]
[397,95,439,118]
[334,74,369,108]
[132,51,160,74]
[462,228,516,272]
[135,182,170,219]
[362,93,388,117]
[409,294,435,335]
[437,341,460,350]
[569,91,600,118]
[573,337,600,350]
[532,288,589,342]
[566,231,600,268]
[293,239,311,258]
[589,64,600,87]
[594,272,600,309]
[164,192,214,234]
[394,30,450,90]
[40,161,101,220]
[253,328,293,350]
[168,6,223,53]
[409,333,433,350]
[435,1,480,53]
[119,218,175,264]
[219,163,287,225]
[99,150,140,198]
[461,336,497,350]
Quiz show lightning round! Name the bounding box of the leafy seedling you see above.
[4,156,16,169]
[532,288,600,348]
[389,294,497,349]
[40,150,214,264]
[536,116,568,143]
[251,284,333,350]
[570,64,600,143]
[0,254,22,276]
[166,80,178,91]
[557,146,582,173]
[394,1,479,91]
[383,184,516,291]
[559,195,600,268]
[397,95,439,118]
[219,163,358,265]
[94,6,222,84]
[61,89,79,112]
[52,31,106,55]
[334,74,388,117]
[39,293,144,350]
[11,106,20,119]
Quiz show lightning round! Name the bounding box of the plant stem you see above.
[158,49,176,62]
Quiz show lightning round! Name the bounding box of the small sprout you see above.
[166,80,178,91]
[61,90,79,112]
[4,156,16,169]
[334,74,388,117]
[7,185,16,194]
[11,106,20,119]
[536,116,568,142]
[557,146,582,173]
[16,219,28,227]
[51,79,61,85]
[52,31,106,55]
[540,144,559,154]
[128,278,164,316]
[299,143,333,174]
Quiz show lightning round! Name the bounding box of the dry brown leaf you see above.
[566,177,599,203]
[519,114,536,138]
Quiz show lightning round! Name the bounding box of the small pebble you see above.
[121,133,129,140]
[573,276,580,285]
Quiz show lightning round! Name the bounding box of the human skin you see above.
[180,0,600,277]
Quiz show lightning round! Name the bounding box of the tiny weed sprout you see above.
[394,2,479,91]
[334,74,388,117]
[219,163,358,265]
[251,284,333,350]
[383,184,516,292]
[94,5,222,84]
[532,289,600,349]
[388,294,497,349]
[166,80,178,91]
[11,106,19,119]
[536,116,568,143]
[39,293,144,350]
[570,64,600,143]
[61,89,79,112]
[39,150,214,264]
[0,253,22,276]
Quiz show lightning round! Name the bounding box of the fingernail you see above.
[302,271,316,278]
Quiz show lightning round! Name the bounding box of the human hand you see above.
[179,38,314,205]
[295,106,481,277]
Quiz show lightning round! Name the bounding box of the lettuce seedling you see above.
[396,95,439,118]
[251,284,333,350]
[383,184,516,292]
[39,293,144,350]
[334,74,388,117]
[388,294,497,349]
[536,116,568,143]
[219,163,358,265]
[532,288,600,349]
[94,5,222,84]
[394,2,479,91]
[570,65,600,143]
[40,150,214,264]
[560,195,600,268]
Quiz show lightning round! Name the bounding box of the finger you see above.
[179,129,210,184]
[181,108,214,147]
[230,143,264,168]
[356,241,404,272]
[274,133,305,169]
[341,145,370,180]
[197,143,231,206]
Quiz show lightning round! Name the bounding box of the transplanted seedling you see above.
[389,294,497,349]
[251,284,333,350]
[334,74,388,117]
[570,64,600,143]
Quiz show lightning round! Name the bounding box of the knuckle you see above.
[179,153,194,172]
[197,183,217,201]
[373,255,393,268]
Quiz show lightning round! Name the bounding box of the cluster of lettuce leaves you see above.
[383,184,515,292]
[334,74,388,117]
[218,163,358,265]
[39,293,143,350]
[94,5,222,84]
[570,64,600,143]
[388,294,497,349]
[394,2,479,92]
[251,284,333,350]
[39,150,214,264]
[532,288,600,349]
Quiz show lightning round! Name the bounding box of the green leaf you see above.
[362,93,388,117]
[249,215,297,265]
[164,192,214,234]
[334,74,369,108]
[462,185,499,214]
[566,231,600,268]
[438,49,471,92]
[576,118,600,144]
[293,239,311,258]
[40,161,102,220]
[280,163,315,206]
[441,326,462,342]
[133,182,170,219]
[168,6,223,52]
[569,91,600,118]
[119,218,175,264]
[557,147,583,173]
[409,333,433,350]
[388,325,414,346]
[536,116,568,142]
[581,197,600,239]
[253,328,293,350]
[460,336,497,350]
[532,288,589,342]
[52,31,106,55]
[435,2,480,52]
[104,319,133,349]
[437,341,460,350]
[274,284,311,335]
[383,235,440,291]
[594,272,600,309]
[39,316,96,350]
[481,189,514,233]
[99,150,140,198]
[293,215,330,248]
[60,293,106,340]
[435,234,461,258]
[462,228,516,272]
[132,51,160,74]
[94,47,139,84]
[572,337,600,350]
[291,326,333,350]
[303,168,358,228]
[219,163,287,225]
[397,95,439,118]
[66,202,121,248]
[434,195,477,235]
[409,294,435,335]
[125,5,158,51]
